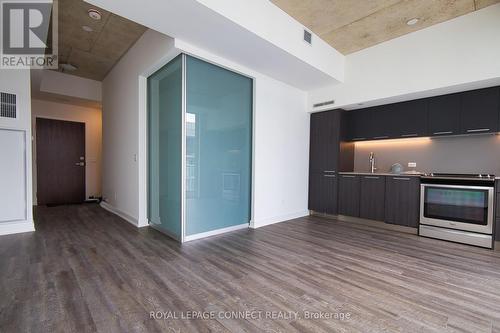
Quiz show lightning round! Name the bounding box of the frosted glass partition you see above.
[185,56,253,236]
[148,55,183,239]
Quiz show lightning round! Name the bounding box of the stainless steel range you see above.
[419,173,495,248]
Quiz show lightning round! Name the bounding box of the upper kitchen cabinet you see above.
[309,111,340,174]
[460,87,500,134]
[344,109,372,141]
[393,99,428,138]
[428,93,461,136]
[371,105,398,139]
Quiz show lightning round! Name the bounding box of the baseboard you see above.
[184,223,248,242]
[149,223,181,242]
[100,202,140,228]
[0,220,35,236]
[250,210,309,229]
[335,214,418,235]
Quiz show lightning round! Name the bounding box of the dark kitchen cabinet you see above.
[345,109,372,141]
[428,93,461,136]
[393,99,428,138]
[308,111,341,214]
[309,111,340,174]
[496,219,500,242]
[460,87,500,134]
[309,172,338,215]
[385,176,420,227]
[371,105,397,139]
[338,175,360,217]
[359,175,386,221]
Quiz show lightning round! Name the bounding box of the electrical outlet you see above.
[408,162,417,168]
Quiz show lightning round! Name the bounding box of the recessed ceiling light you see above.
[81,25,93,32]
[88,9,102,20]
[406,18,419,26]
[60,63,78,71]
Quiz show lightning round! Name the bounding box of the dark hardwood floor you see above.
[2,204,500,332]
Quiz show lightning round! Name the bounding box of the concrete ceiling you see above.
[54,0,147,81]
[270,0,500,54]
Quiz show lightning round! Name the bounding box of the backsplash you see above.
[354,134,500,175]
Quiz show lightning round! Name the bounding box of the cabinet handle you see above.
[323,175,336,178]
[393,177,410,181]
[373,136,389,139]
[324,170,336,173]
[341,175,356,178]
[433,131,453,135]
[364,176,380,179]
[467,128,490,133]
[352,137,366,141]
[401,133,418,137]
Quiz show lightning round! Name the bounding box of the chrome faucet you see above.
[369,152,377,173]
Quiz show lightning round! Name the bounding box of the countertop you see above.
[338,171,422,177]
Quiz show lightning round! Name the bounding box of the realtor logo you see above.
[1,0,58,69]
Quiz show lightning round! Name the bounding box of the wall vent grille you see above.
[0,92,17,119]
[304,30,312,45]
[313,100,335,108]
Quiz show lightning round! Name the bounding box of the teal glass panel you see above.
[148,55,182,238]
[185,56,253,236]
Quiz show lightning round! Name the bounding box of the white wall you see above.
[31,99,102,203]
[101,30,310,229]
[38,70,102,102]
[101,30,178,227]
[0,69,34,235]
[309,3,500,111]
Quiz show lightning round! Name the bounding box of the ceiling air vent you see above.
[303,29,312,45]
[0,92,17,119]
[313,100,335,108]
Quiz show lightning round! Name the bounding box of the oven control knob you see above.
[479,174,483,178]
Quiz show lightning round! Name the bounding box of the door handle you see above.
[466,128,490,133]
[75,162,85,166]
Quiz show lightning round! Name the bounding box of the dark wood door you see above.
[36,118,85,205]
[460,87,500,134]
[338,175,360,217]
[428,93,461,136]
[385,176,420,227]
[359,175,386,221]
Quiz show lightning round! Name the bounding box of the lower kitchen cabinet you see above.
[309,172,338,215]
[359,175,385,221]
[385,176,420,227]
[338,175,360,217]
[496,219,500,242]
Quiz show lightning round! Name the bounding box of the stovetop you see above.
[421,173,495,181]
